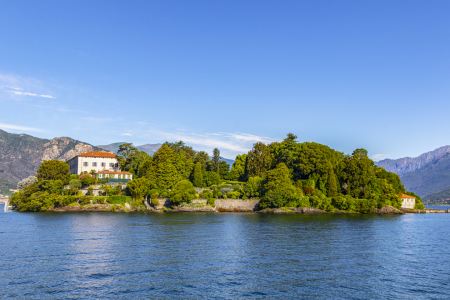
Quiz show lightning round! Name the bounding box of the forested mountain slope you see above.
[0,130,100,194]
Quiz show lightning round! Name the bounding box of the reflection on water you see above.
[1,212,450,299]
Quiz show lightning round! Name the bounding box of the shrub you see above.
[304,186,313,195]
[218,207,229,212]
[17,175,38,191]
[79,174,94,186]
[171,180,196,206]
[199,190,213,200]
[79,196,92,206]
[220,187,233,196]
[207,198,215,207]
[131,200,145,210]
[107,195,129,205]
[69,179,82,189]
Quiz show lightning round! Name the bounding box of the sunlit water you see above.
[1,208,449,299]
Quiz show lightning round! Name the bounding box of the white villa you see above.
[67,151,119,175]
[400,193,415,209]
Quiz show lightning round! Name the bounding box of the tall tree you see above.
[246,142,271,179]
[117,143,138,168]
[212,148,221,173]
[194,151,210,169]
[127,178,150,201]
[326,165,337,197]
[193,162,203,187]
[163,141,196,159]
[229,154,247,181]
[145,145,180,189]
[37,160,70,183]
[176,150,194,180]
[218,161,230,179]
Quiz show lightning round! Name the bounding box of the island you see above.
[11,133,435,215]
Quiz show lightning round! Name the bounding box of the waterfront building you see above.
[67,151,119,175]
[95,170,133,183]
[400,193,415,209]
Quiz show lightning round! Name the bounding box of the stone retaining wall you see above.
[193,199,207,204]
[215,199,260,211]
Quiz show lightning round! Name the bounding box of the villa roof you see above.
[77,151,116,158]
[400,193,415,199]
[96,170,132,175]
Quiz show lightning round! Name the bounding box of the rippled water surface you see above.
[1,207,450,299]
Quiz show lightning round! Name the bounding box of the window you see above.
[110,163,114,168]
[99,174,102,178]
[101,162,106,167]
[83,162,88,167]
[92,162,97,167]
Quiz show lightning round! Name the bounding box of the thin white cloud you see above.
[121,133,132,136]
[145,129,276,154]
[9,90,55,98]
[0,122,43,132]
[83,117,113,123]
[371,154,389,161]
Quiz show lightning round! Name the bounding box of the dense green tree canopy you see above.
[145,145,180,189]
[170,180,196,205]
[127,178,150,201]
[37,160,70,183]
[246,142,271,179]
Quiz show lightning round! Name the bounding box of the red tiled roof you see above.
[77,151,116,158]
[96,170,132,175]
[399,193,415,199]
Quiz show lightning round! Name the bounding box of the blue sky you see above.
[1,1,449,160]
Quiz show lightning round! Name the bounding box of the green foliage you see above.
[117,143,138,167]
[326,166,337,197]
[163,141,196,159]
[170,180,196,205]
[38,180,64,194]
[246,176,263,198]
[146,145,180,189]
[219,160,230,179]
[199,190,213,200]
[37,160,70,183]
[79,174,94,186]
[127,178,150,201]
[264,163,292,192]
[17,175,38,190]
[246,142,271,179]
[69,179,82,189]
[193,162,203,187]
[212,148,221,173]
[207,198,215,207]
[203,171,221,187]
[229,154,247,181]
[107,195,130,205]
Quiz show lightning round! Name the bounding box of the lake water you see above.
[1,207,450,299]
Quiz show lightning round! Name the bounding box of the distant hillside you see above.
[376,146,450,197]
[423,187,450,203]
[96,142,162,156]
[0,129,102,195]
[377,146,450,175]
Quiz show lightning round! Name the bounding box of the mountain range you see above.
[377,145,450,198]
[0,129,101,195]
[0,130,234,195]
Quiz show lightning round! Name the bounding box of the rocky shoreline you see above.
[41,203,420,215]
